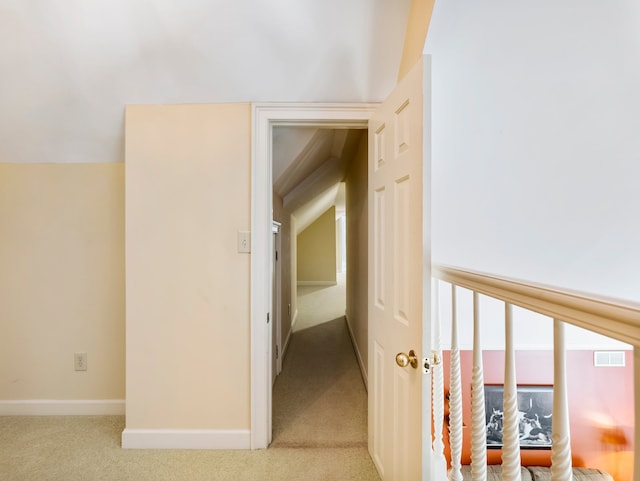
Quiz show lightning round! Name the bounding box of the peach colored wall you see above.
[345,132,369,379]
[0,163,125,400]
[297,207,337,284]
[125,104,251,429]
[441,350,633,481]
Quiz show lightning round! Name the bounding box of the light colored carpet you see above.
[272,317,368,449]
[0,415,379,480]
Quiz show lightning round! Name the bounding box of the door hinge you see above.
[275,250,278,261]
[267,313,270,324]
[275,345,279,359]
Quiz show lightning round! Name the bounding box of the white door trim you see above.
[251,103,378,449]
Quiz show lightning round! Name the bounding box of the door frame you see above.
[250,103,378,448]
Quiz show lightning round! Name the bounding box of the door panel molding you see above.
[367,56,431,480]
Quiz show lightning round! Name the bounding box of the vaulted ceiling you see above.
[273,127,365,232]
[0,0,411,165]
[2,1,412,233]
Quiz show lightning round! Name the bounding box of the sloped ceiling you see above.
[273,127,365,233]
[0,0,411,164]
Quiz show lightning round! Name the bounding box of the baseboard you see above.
[297,281,337,286]
[344,315,368,391]
[121,428,251,449]
[0,399,125,416]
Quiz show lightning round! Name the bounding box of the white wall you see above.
[426,0,640,303]
[1,1,411,165]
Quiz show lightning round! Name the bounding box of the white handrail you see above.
[433,265,640,346]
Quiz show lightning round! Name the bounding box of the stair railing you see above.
[432,265,640,481]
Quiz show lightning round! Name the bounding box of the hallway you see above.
[271,317,367,448]
[270,316,378,479]
[269,270,378,479]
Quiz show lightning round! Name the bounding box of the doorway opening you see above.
[270,128,365,448]
[250,104,377,449]
[270,136,361,445]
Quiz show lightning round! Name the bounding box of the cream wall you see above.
[0,163,125,402]
[296,207,337,284]
[125,104,251,430]
[345,133,369,381]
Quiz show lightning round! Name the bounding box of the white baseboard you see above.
[121,428,251,449]
[297,281,337,286]
[344,315,368,391]
[0,399,125,416]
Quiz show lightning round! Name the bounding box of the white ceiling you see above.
[0,0,411,164]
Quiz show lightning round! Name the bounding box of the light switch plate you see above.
[238,231,251,253]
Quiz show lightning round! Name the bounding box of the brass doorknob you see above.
[395,350,418,369]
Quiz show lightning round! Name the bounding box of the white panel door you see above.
[368,56,431,481]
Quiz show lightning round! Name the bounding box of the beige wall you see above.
[345,133,369,380]
[0,163,125,400]
[297,207,337,284]
[125,104,251,429]
[272,193,293,349]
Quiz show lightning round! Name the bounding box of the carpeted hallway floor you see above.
[272,317,369,449]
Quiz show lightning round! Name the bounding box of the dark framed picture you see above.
[485,385,553,449]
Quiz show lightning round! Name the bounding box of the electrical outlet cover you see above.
[74,352,87,371]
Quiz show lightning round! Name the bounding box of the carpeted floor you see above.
[0,317,380,481]
[0,414,378,481]
[272,317,368,449]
